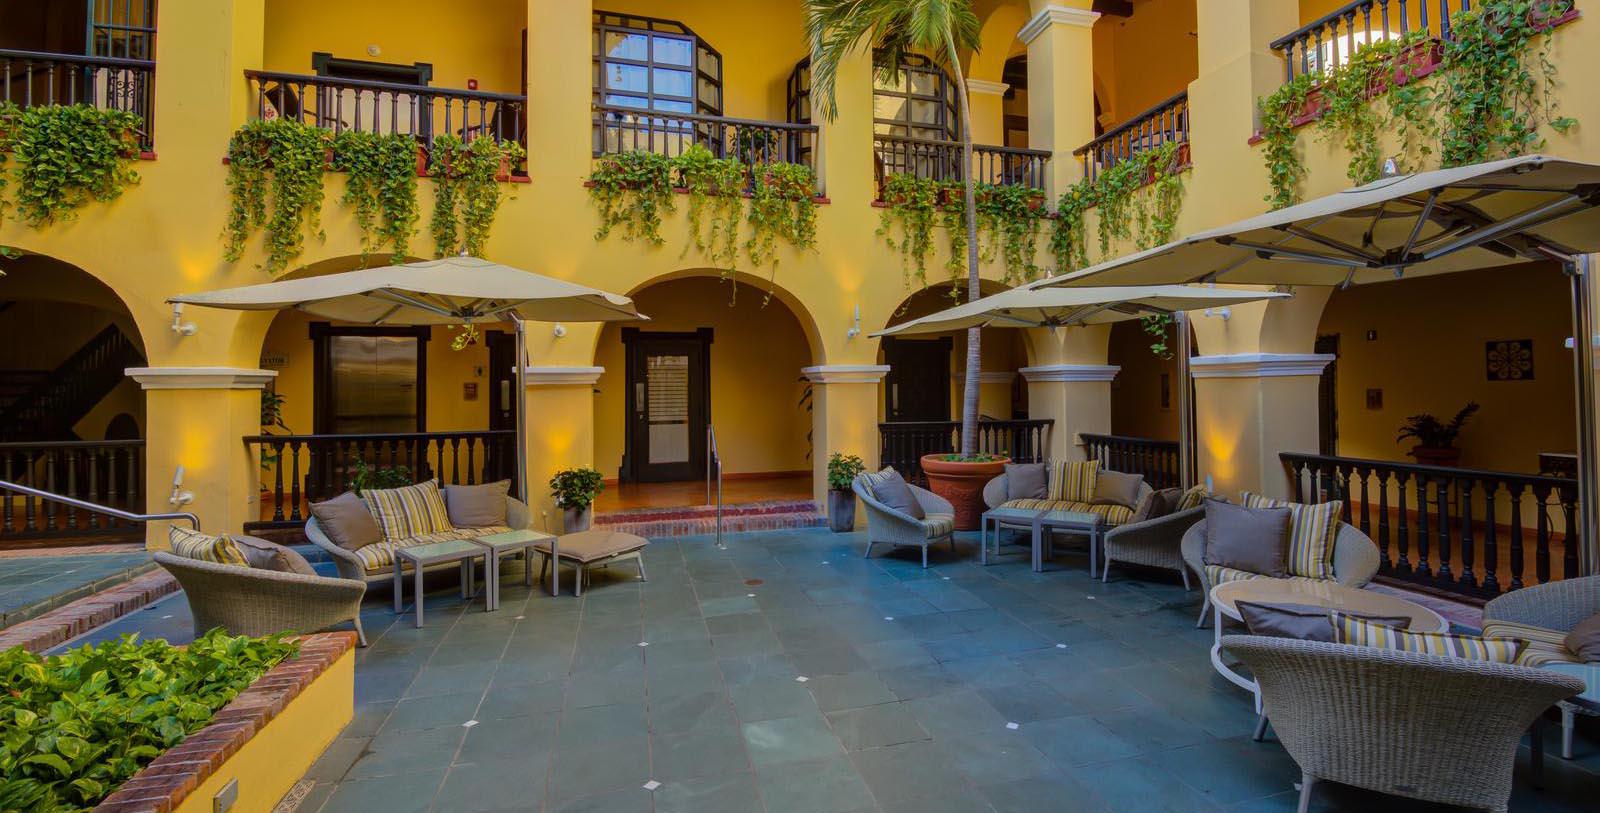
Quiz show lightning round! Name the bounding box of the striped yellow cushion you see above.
[999,499,1135,526]
[1204,564,1263,588]
[1176,484,1211,512]
[1242,492,1339,581]
[353,525,516,572]
[1048,461,1099,502]
[363,480,453,543]
[1483,620,1580,667]
[1333,612,1524,663]
[169,526,246,566]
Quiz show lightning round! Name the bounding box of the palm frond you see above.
[804,0,981,121]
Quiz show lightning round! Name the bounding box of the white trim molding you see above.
[1189,353,1336,379]
[966,79,1010,97]
[802,364,892,384]
[126,367,277,390]
[523,366,604,386]
[1019,5,1102,44]
[1020,364,1120,383]
[976,371,1017,385]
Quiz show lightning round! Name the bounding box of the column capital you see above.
[1189,353,1335,379]
[1020,364,1119,383]
[802,365,891,384]
[126,367,277,390]
[966,79,1010,97]
[1019,5,1101,44]
[523,366,604,386]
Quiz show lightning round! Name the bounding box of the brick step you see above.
[596,501,824,539]
[596,499,818,523]
[0,569,180,654]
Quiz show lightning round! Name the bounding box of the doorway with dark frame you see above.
[621,328,712,484]
[883,336,951,422]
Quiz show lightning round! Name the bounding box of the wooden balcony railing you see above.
[879,419,1053,486]
[244,430,518,531]
[244,70,527,155]
[1073,91,1189,183]
[0,49,155,150]
[873,134,1051,195]
[0,440,146,544]
[1081,433,1183,490]
[593,104,820,184]
[1281,452,1581,603]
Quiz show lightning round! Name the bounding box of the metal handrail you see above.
[706,425,724,550]
[0,478,199,530]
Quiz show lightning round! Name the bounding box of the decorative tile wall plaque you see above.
[1486,339,1534,381]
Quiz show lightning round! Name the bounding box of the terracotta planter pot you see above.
[1409,446,1460,467]
[920,454,1009,531]
[827,488,856,533]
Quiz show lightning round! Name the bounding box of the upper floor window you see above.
[592,11,722,117]
[873,53,958,142]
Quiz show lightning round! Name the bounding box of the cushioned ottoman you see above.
[534,530,649,596]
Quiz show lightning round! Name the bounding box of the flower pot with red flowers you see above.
[1396,402,1478,468]
[920,453,1009,530]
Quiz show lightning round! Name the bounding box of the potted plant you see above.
[826,452,866,532]
[550,466,605,532]
[920,452,1009,530]
[1396,402,1479,467]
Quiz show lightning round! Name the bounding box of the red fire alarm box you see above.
[463,382,479,401]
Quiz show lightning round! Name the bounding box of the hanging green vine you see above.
[223,118,329,274]
[0,103,143,228]
[331,130,420,264]
[676,143,744,270]
[975,183,1046,285]
[877,173,943,289]
[1438,0,1576,167]
[1140,312,1176,359]
[1050,179,1095,272]
[587,149,675,246]
[746,161,818,272]
[1258,75,1313,210]
[429,135,524,258]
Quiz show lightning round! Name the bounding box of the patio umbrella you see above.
[871,284,1291,488]
[170,256,647,559]
[1039,154,1600,573]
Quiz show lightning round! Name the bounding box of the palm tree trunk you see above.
[946,34,982,457]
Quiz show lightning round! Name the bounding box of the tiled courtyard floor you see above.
[71,528,1600,812]
[0,548,152,628]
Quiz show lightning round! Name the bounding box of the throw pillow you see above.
[862,467,925,520]
[1241,491,1341,581]
[363,480,454,543]
[1202,499,1291,578]
[1331,612,1524,664]
[444,480,511,528]
[169,526,247,566]
[1176,483,1212,511]
[1092,470,1145,509]
[1566,613,1600,662]
[1150,488,1183,519]
[1236,601,1410,643]
[232,534,319,576]
[1004,462,1048,501]
[1049,460,1100,502]
[310,491,382,552]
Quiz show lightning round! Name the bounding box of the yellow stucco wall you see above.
[1092,0,1199,127]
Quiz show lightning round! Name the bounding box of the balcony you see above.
[872,135,1052,198]
[0,49,156,151]
[591,104,820,186]
[1073,90,1190,183]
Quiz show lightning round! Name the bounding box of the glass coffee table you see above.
[470,529,557,610]
[392,539,490,628]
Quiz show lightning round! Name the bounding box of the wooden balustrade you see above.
[0,440,145,544]
[1073,91,1189,184]
[243,431,518,531]
[1080,434,1183,490]
[0,49,155,150]
[593,103,820,183]
[1281,452,1581,602]
[872,135,1051,195]
[878,420,1053,486]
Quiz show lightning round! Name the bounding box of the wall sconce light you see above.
[846,305,862,340]
[169,466,194,508]
[552,324,568,338]
[170,303,196,337]
[1202,307,1231,321]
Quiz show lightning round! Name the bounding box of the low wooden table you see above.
[469,529,556,610]
[392,539,489,628]
[1209,578,1448,710]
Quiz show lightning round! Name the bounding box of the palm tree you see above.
[805,0,985,455]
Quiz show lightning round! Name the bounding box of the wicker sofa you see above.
[154,552,369,645]
[981,466,1157,528]
[1222,634,1584,813]
[306,495,533,584]
[1100,506,1205,587]
[1181,518,1382,628]
[853,474,957,568]
[1482,575,1600,665]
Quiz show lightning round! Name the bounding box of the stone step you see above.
[595,500,824,538]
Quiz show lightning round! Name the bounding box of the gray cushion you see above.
[535,530,648,564]
[444,480,511,528]
[310,491,382,552]
[1004,463,1048,501]
[1093,470,1145,509]
[1566,613,1600,662]
[1236,601,1410,643]
[232,534,318,576]
[1149,488,1182,520]
[865,468,924,520]
[1202,499,1291,578]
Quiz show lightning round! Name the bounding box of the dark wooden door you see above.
[883,337,951,422]
[622,329,712,483]
[486,330,515,432]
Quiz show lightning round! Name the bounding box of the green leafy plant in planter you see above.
[0,102,143,228]
[825,452,866,532]
[0,630,298,812]
[348,458,412,493]
[975,183,1046,285]
[676,143,745,271]
[331,130,420,264]
[587,149,675,245]
[1396,401,1479,466]
[223,118,329,274]
[1438,0,1576,167]
[734,128,778,165]
[429,135,524,258]
[745,161,818,277]
[550,466,605,531]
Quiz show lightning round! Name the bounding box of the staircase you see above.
[0,325,145,441]
[594,499,825,539]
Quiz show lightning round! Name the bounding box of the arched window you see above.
[872,53,959,142]
[592,11,723,117]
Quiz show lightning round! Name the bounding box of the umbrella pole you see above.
[1569,257,1599,577]
[1175,311,1196,490]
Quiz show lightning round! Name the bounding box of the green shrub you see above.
[0,103,143,228]
[549,467,605,510]
[826,452,865,491]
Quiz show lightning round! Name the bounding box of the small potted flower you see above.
[826,452,866,532]
[549,466,605,532]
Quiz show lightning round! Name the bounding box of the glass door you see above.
[623,329,710,483]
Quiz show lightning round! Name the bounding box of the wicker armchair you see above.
[1483,575,1600,633]
[1182,519,1382,628]
[154,552,369,646]
[1222,634,1584,813]
[306,495,532,584]
[1101,506,1204,588]
[853,474,957,568]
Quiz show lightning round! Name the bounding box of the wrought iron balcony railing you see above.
[1073,91,1189,184]
[0,49,155,150]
